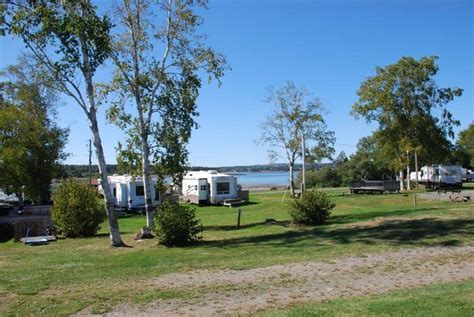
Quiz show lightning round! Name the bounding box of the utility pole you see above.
[88,139,92,186]
[301,132,306,194]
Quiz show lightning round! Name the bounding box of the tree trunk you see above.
[399,170,404,191]
[289,164,295,198]
[407,163,411,191]
[415,151,419,189]
[79,27,124,247]
[89,111,124,247]
[141,134,154,228]
[301,133,306,194]
[406,151,411,191]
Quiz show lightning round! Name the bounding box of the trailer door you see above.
[198,178,208,204]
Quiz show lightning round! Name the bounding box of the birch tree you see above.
[351,56,462,189]
[107,0,227,228]
[258,81,335,197]
[1,0,125,246]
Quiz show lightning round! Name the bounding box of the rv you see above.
[411,165,463,189]
[462,169,474,182]
[99,175,163,211]
[182,170,244,205]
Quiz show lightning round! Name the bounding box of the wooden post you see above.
[413,194,417,207]
[237,208,241,228]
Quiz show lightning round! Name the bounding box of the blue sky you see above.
[0,0,472,166]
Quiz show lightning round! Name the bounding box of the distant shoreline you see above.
[240,184,287,191]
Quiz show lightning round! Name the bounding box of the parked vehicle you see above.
[182,170,247,205]
[462,168,474,182]
[410,165,463,189]
[98,175,164,211]
[349,180,400,194]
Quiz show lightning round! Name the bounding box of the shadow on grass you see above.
[196,201,259,209]
[329,207,437,224]
[204,220,290,231]
[197,218,474,248]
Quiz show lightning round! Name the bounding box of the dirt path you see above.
[78,245,474,316]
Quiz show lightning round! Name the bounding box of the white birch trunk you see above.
[79,25,124,247]
[407,163,411,191]
[415,151,419,189]
[89,112,124,246]
[289,164,295,198]
[399,170,404,191]
[140,134,154,228]
[406,151,411,191]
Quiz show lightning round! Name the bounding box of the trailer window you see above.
[216,182,230,195]
[200,185,207,191]
[136,185,144,196]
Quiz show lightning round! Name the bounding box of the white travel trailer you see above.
[182,170,240,205]
[99,175,162,211]
[412,165,463,189]
[462,168,474,182]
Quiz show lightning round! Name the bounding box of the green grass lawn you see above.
[0,188,473,316]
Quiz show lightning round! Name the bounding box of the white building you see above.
[182,170,239,205]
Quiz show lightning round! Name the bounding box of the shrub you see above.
[51,179,105,237]
[153,201,202,246]
[288,190,335,225]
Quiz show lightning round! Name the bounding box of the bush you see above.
[51,179,105,237]
[288,190,335,225]
[153,201,202,246]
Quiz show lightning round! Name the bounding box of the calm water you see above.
[233,171,294,186]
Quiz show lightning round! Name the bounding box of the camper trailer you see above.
[99,175,162,211]
[412,165,462,189]
[462,169,474,182]
[182,170,244,205]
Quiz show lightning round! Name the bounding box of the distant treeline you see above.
[60,163,327,177]
[60,165,119,178]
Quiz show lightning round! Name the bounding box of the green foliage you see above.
[51,179,105,237]
[301,166,342,188]
[352,56,462,171]
[456,124,474,168]
[260,81,335,164]
[107,0,228,186]
[1,1,112,79]
[0,64,68,203]
[298,139,395,189]
[259,81,335,196]
[153,201,203,246]
[288,190,335,225]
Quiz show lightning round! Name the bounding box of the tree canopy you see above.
[352,56,462,170]
[1,0,124,246]
[456,123,474,168]
[259,81,335,196]
[0,62,68,204]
